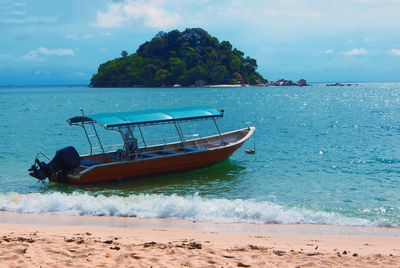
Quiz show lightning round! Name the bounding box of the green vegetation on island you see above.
[90,28,266,87]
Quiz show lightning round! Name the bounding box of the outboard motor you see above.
[28,146,81,182]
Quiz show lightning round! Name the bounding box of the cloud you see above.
[263,9,322,19]
[23,47,75,60]
[66,32,111,40]
[325,49,334,54]
[389,48,400,56]
[13,2,26,7]
[343,48,369,56]
[5,10,26,16]
[0,17,58,24]
[196,1,400,35]
[363,37,372,43]
[66,33,93,40]
[34,70,50,75]
[93,0,180,28]
[65,34,80,40]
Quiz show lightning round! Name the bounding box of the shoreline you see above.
[1,211,400,237]
[1,212,399,267]
[1,81,399,88]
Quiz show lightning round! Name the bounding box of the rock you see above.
[16,248,27,254]
[248,245,261,250]
[143,241,157,248]
[326,82,357,87]
[269,78,308,87]
[306,252,321,256]
[297,79,308,86]
[274,79,291,86]
[188,242,202,249]
[273,250,286,256]
[16,237,35,243]
[326,83,342,86]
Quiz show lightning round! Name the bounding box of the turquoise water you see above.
[0,83,399,226]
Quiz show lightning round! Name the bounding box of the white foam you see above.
[0,192,394,227]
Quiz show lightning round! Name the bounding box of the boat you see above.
[28,106,255,184]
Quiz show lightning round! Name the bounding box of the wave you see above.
[0,192,394,227]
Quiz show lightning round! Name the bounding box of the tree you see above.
[121,50,128,58]
[90,28,265,87]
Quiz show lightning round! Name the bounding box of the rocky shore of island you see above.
[258,78,309,87]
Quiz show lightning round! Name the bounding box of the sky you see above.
[0,0,400,85]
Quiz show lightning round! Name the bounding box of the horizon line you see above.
[1,81,400,87]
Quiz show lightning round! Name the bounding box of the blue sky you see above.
[0,0,399,85]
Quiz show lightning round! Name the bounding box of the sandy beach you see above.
[0,212,399,267]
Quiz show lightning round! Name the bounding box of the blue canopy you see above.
[84,106,223,128]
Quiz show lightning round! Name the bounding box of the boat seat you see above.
[141,152,160,158]
[180,146,203,152]
[160,149,178,155]
[80,159,99,167]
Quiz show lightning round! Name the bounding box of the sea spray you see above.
[0,192,394,227]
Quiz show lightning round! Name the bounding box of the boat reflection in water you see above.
[43,159,247,195]
[29,107,254,185]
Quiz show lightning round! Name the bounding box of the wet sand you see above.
[0,212,399,267]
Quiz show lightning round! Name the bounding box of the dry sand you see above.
[0,212,399,267]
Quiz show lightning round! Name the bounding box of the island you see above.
[90,28,266,87]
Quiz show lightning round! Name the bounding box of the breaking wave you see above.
[0,192,395,227]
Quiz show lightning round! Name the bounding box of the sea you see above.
[0,83,399,227]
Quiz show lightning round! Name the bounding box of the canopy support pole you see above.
[213,118,224,144]
[174,122,185,143]
[81,123,93,154]
[177,123,185,142]
[91,122,104,153]
[79,110,93,154]
[138,125,147,148]
[80,109,105,154]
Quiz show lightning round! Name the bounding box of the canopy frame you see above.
[67,109,105,154]
[67,107,225,155]
[86,107,224,129]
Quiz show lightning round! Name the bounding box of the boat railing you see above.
[137,133,201,148]
[137,133,239,150]
[106,131,244,161]
[97,133,240,156]
[139,137,238,155]
[100,143,125,152]
[131,140,226,159]
[92,134,209,154]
